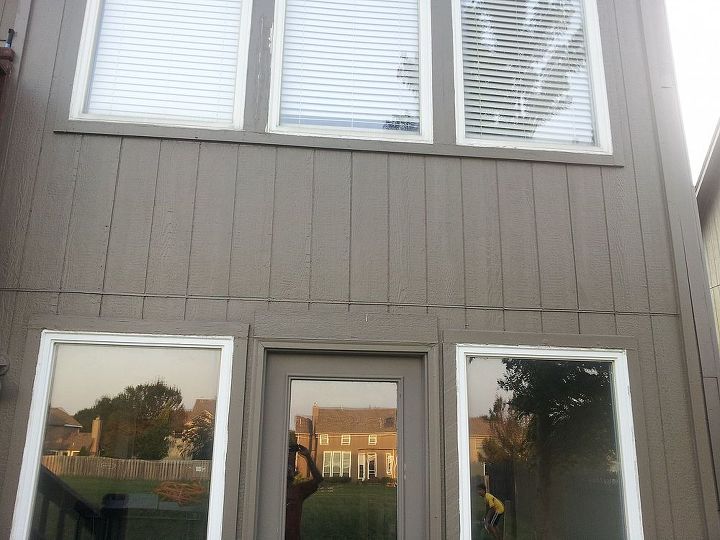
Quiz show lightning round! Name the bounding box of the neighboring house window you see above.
[453,0,611,153]
[341,434,351,445]
[368,434,377,445]
[70,0,252,128]
[386,453,394,476]
[319,434,329,445]
[367,453,377,478]
[455,345,644,540]
[322,451,351,477]
[10,332,234,539]
[269,0,433,141]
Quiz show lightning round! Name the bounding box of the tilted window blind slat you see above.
[459,0,602,147]
[277,0,425,134]
[85,0,245,124]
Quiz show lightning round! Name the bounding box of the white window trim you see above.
[10,331,235,540]
[341,434,351,445]
[319,433,329,445]
[455,344,644,540]
[68,0,253,130]
[451,0,612,154]
[368,434,377,445]
[267,0,434,143]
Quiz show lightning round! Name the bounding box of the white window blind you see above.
[459,0,605,147]
[83,0,245,125]
[276,0,426,136]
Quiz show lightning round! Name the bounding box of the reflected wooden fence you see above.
[41,455,211,481]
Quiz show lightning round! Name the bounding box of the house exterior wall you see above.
[0,0,718,537]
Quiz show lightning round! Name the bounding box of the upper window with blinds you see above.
[69,0,252,128]
[454,0,611,153]
[269,0,433,142]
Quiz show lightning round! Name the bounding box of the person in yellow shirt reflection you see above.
[477,483,504,540]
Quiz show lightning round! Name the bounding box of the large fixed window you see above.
[69,0,252,128]
[456,345,643,540]
[268,0,433,141]
[453,0,611,153]
[11,332,234,540]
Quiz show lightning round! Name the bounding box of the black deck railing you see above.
[30,466,104,540]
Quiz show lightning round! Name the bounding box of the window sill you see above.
[54,117,624,167]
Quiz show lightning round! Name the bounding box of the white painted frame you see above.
[451,0,613,154]
[10,331,234,540]
[341,434,351,445]
[267,0,434,143]
[368,434,377,445]
[68,0,253,130]
[455,344,644,540]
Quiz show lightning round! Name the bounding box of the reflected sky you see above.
[51,344,221,414]
[467,356,510,417]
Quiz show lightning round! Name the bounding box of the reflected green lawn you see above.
[301,483,397,539]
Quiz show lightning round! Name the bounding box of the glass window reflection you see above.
[30,343,222,539]
[466,356,625,540]
[287,380,398,539]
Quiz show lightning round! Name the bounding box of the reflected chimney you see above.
[90,416,102,455]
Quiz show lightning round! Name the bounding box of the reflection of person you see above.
[477,483,504,540]
[285,443,323,540]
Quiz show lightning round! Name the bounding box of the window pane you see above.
[466,356,625,539]
[31,343,222,539]
[287,380,397,539]
[85,0,245,123]
[279,0,422,133]
[460,0,598,146]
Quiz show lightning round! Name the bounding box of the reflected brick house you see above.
[295,405,398,481]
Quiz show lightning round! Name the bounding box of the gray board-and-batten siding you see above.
[0,0,719,537]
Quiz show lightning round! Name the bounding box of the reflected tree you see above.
[497,358,616,538]
[481,397,531,464]
[383,51,420,132]
[75,380,185,459]
[181,410,215,460]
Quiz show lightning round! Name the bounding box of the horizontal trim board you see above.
[52,120,623,165]
[0,287,675,316]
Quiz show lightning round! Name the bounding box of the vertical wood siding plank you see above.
[61,136,121,293]
[144,141,199,304]
[311,149,351,303]
[0,0,65,289]
[229,145,275,301]
[269,147,313,301]
[616,314,670,539]
[578,313,616,335]
[0,291,58,519]
[58,293,101,316]
[426,156,464,307]
[103,138,160,296]
[19,135,81,289]
[497,161,541,309]
[541,312,579,334]
[612,0,678,315]
[461,159,502,310]
[567,165,614,311]
[389,154,426,307]
[651,315,706,538]
[602,166,650,312]
[187,143,237,300]
[186,299,229,321]
[465,309,504,331]
[100,295,143,318]
[532,164,577,310]
[142,298,186,320]
[430,307,465,331]
[503,310,542,332]
[350,152,388,305]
